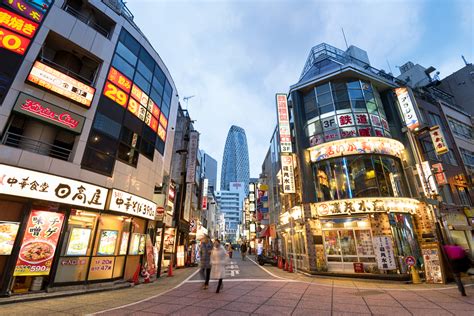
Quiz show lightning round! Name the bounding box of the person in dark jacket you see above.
[240,242,247,260]
[199,235,213,290]
[444,244,471,296]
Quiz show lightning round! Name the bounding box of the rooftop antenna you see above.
[183,95,195,110]
[386,59,393,74]
[462,55,469,66]
[341,27,349,49]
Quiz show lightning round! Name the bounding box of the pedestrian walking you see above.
[199,235,213,290]
[211,239,228,293]
[226,243,234,259]
[444,244,471,296]
[240,242,247,261]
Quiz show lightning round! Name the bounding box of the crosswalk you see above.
[225,260,240,277]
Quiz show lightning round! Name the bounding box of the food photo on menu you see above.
[0,222,20,255]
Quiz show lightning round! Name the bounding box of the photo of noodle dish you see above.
[19,240,55,264]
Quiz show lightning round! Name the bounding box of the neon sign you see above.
[0,26,30,55]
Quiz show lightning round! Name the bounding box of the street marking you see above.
[248,257,285,279]
[185,278,298,283]
[225,260,240,277]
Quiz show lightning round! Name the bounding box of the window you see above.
[460,148,474,167]
[428,112,443,127]
[439,185,454,204]
[457,187,471,206]
[303,89,317,119]
[115,42,138,67]
[448,118,473,139]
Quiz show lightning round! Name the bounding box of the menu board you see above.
[66,228,91,256]
[119,232,129,255]
[163,228,175,253]
[14,210,64,276]
[97,230,118,256]
[422,243,444,284]
[356,230,374,256]
[0,221,20,255]
[129,233,141,255]
[138,234,146,255]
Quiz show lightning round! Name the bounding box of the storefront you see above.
[0,164,157,296]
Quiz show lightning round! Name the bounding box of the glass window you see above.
[347,80,361,90]
[317,92,332,106]
[93,113,122,139]
[440,185,454,204]
[119,30,140,56]
[316,83,330,95]
[457,187,471,206]
[139,48,155,72]
[137,60,153,82]
[134,72,151,95]
[87,130,118,154]
[115,42,138,67]
[81,147,115,175]
[112,54,135,80]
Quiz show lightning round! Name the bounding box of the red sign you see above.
[14,210,64,276]
[157,124,166,141]
[0,26,30,55]
[103,81,128,108]
[405,256,416,267]
[353,262,364,273]
[201,196,207,209]
[107,67,131,93]
[159,114,168,129]
[0,7,38,38]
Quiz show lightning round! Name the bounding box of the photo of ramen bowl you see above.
[19,240,55,264]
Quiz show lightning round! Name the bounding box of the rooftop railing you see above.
[2,132,72,161]
[63,4,111,38]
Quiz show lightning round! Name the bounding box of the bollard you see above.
[410,265,421,284]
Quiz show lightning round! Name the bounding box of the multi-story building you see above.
[0,0,179,295]
[215,182,245,243]
[220,125,250,193]
[200,150,217,194]
[438,62,474,116]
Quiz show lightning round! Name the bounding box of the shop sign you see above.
[163,213,173,227]
[0,26,30,54]
[27,61,96,107]
[355,113,369,125]
[97,230,118,256]
[14,210,64,276]
[340,127,357,138]
[0,7,38,38]
[394,86,420,131]
[89,257,114,275]
[60,258,87,266]
[275,93,292,153]
[357,127,372,137]
[0,164,108,209]
[65,227,91,256]
[163,228,175,253]
[312,197,419,217]
[177,245,185,267]
[309,137,404,162]
[2,0,51,23]
[432,163,448,186]
[370,114,382,127]
[422,243,444,283]
[183,183,193,221]
[322,116,337,130]
[421,161,438,195]
[108,189,157,220]
[201,178,208,209]
[454,174,467,186]
[186,131,199,183]
[119,232,129,255]
[373,236,396,270]
[337,114,354,127]
[429,126,448,155]
[13,93,85,133]
[353,262,364,273]
[0,221,20,255]
[281,154,295,194]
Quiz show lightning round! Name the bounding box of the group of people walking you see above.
[199,235,227,293]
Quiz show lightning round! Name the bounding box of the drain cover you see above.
[354,290,385,296]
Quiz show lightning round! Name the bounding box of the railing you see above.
[37,56,96,86]
[63,5,110,38]
[2,132,72,161]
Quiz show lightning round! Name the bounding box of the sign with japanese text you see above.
[337,113,355,127]
[88,257,114,280]
[394,87,420,131]
[14,210,65,276]
[103,81,128,108]
[183,183,193,222]
[421,161,438,195]
[107,189,157,220]
[429,125,448,155]
[422,243,444,284]
[13,92,85,133]
[0,7,38,38]
[0,26,30,54]
[201,178,208,210]
[27,61,96,107]
[2,0,52,23]
[0,164,108,209]
[281,154,295,194]
[186,131,199,183]
[432,163,448,185]
[373,236,396,270]
[65,227,91,256]
[309,137,404,162]
[276,93,292,153]
[107,66,131,93]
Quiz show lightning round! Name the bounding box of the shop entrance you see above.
[321,217,376,273]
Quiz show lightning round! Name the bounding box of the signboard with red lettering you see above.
[281,154,295,194]
[13,92,85,133]
[275,93,292,153]
[14,210,65,276]
[0,26,30,54]
[429,125,448,155]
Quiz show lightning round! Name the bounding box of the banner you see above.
[281,155,295,193]
[14,210,65,276]
[373,236,396,270]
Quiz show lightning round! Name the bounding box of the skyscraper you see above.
[221,125,250,193]
[200,150,218,193]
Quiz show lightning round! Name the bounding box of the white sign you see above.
[429,126,448,155]
[281,155,296,193]
[373,236,397,270]
[186,131,199,183]
[394,87,420,131]
[276,93,293,153]
[108,189,157,220]
[0,164,107,209]
[421,161,438,195]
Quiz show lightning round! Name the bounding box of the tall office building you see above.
[220,125,250,193]
[215,182,246,243]
[200,150,218,193]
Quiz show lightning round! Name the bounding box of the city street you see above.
[1,254,473,316]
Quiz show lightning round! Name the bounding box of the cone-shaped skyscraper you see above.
[220,125,250,193]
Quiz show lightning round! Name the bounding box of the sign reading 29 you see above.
[103,81,128,107]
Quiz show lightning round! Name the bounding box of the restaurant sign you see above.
[27,61,96,107]
[0,164,108,209]
[429,125,448,155]
[13,93,85,133]
[373,236,397,270]
[281,154,296,194]
[309,137,404,162]
[107,189,157,220]
[394,86,420,131]
[312,197,419,217]
[276,93,292,153]
[2,0,52,23]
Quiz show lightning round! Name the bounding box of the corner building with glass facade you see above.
[283,44,434,276]
[0,0,178,296]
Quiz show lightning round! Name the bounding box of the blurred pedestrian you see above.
[199,235,212,290]
[240,242,247,261]
[444,244,471,296]
[211,239,228,293]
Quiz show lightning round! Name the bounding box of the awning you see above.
[260,226,270,238]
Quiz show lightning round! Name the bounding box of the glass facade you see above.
[220,125,250,193]
[313,155,409,202]
[303,79,390,146]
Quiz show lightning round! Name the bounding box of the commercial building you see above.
[220,125,250,193]
[215,182,245,243]
[0,0,178,295]
[200,150,217,194]
[438,62,474,116]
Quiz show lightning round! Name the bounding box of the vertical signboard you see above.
[281,155,296,193]
[186,131,199,183]
[429,126,448,155]
[276,93,292,153]
[421,161,438,195]
[394,87,421,131]
[201,178,208,210]
[373,236,396,270]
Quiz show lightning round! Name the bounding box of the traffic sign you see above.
[405,256,416,266]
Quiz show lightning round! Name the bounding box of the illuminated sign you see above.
[103,81,128,107]
[0,164,108,209]
[201,178,208,210]
[0,26,30,55]
[107,189,157,220]
[429,125,448,155]
[312,197,419,217]
[0,7,38,38]
[276,93,292,153]
[27,61,96,107]
[2,0,52,23]
[432,163,448,185]
[13,93,85,133]
[107,67,131,93]
[421,161,438,195]
[281,154,296,194]
[395,87,420,131]
[309,137,405,162]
